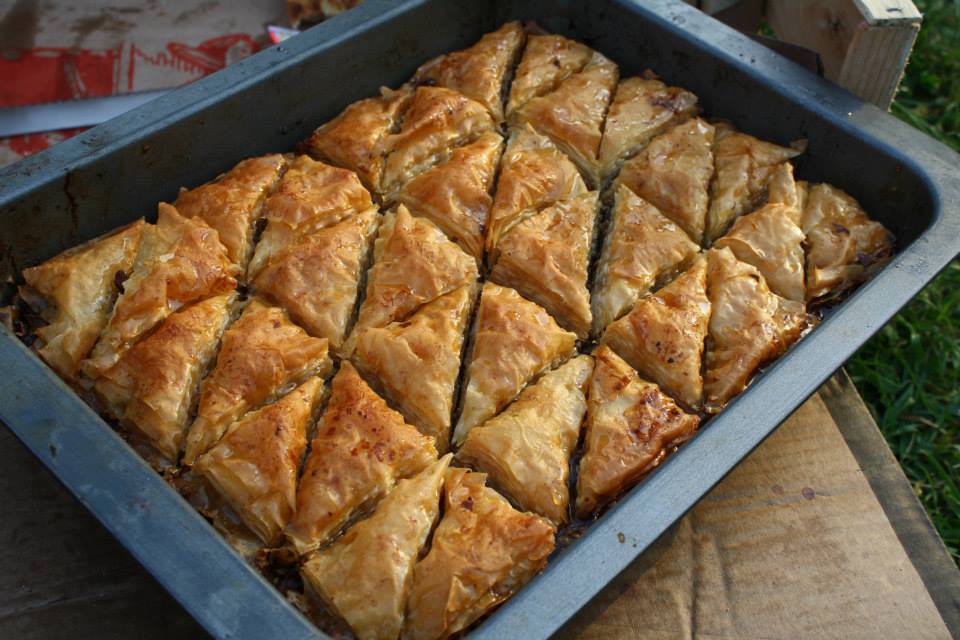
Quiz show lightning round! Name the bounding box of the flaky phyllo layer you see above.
[19,20,893,640]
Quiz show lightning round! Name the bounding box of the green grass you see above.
[846,0,960,565]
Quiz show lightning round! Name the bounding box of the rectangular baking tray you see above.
[1,1,958,638]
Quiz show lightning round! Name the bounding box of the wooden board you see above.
[0,373,957,639]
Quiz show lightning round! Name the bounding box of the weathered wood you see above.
[767,0,920,107]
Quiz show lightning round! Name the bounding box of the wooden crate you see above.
[686,0,922,108]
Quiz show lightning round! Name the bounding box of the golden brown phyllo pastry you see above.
[301,454,452,640]
[403,468,556,640]
[93,293,235,462]
[412,21,525,123]
[704,247,807,409]
[19,20,901,638]
[251,208,380,352]
[194,376,324,546]
[598,73,698,180]
[576,345,699,518]
[617,118,716,244]
[457,355,593,524]
[592,184,699,334]
[486,124,588,253]
[174,154,287,270]
[248,155,376,278]
[285,362,437,556]
[602,255,710,410]
[454,282,577,445]
[83,204,238,380]
[706,123,806,244]
[20,220,144,381]
[183,299,332,465]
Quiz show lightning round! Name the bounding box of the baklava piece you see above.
[251,208,380,352]
[396,131,503,260]
[705,123,805,243]
[576,345,699,518]
[598,74,698,180]
[486,124,588,253]
[83,204,237,379]
[346,207,477,352]
[301,87,413,192]
[380,86,496,199]
[801,183,893,302]
[508,51,618,183]
[194,377,324,546]
[505,34,594,118]
[617,118,715,244]
[248,155,376,277]
[489,191,599,338]
[183,299,332,465]
[20,220,144,381]
[285,362,437,556]
[457,355,593,524]
[352,285,475,452]
[602,255,710,410]
[174,154,287,269]
[704,247,807,409]
[766,162,805,210]
[592,184,699,334]
[403,468,556,640]
[93,293,235,462]
[301,454,452,640]
[714,201,806,301]
[453,283,577,445]
[411,21,525,122]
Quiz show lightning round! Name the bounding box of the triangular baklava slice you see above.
[301,454,451,640]
[598,74,698,179]
[83,204,237,379]
[20,220,144,381]
[453,283,577,445]
[346,206,477,352]
[506,33,594,117]
[352,285,475,453]
[489,191,598,338]
[248,155,376,277]
[508,51,618,183]
[576,345,699,518]
[705,247,807,409]
[396,131,503,260]
[802,183,893,302]
[403,468,556,640]
[174,154,287,269]
[300,87,413,192]
[194,377,324,546]
[592,184,699,334]
[251,208,379,352]
[411,21,525,122]
[93,293,234,463]
[183,298,333,465]
[486,124,588,252]
[714,202,806,301]
[285,362,437,555]
[458,355,592,524]
[380,86,496,198]
[602,255,709,410]
[705,123,805,243]
[617,118,715,244]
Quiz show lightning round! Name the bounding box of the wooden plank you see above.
[823,371,960,635]
[767,0,920,107]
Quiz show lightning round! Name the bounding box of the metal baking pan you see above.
[1,1,958,638]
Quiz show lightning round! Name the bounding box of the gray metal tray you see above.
[1,1,958,638]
